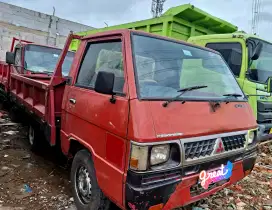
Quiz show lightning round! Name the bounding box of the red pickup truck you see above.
[3,30,258,210]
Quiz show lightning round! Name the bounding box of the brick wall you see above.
[0,2,94,60]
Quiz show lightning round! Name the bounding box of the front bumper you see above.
[257,124,272,141]
[125,148,257,210]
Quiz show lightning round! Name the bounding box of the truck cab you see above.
[189,33,272,140]
[7,42,74,75]
[9,43,74,76]
[2,38,75,93]
[60,30,258,209]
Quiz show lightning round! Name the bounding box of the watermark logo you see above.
[199,161,233,189]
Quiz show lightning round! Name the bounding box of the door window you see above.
[76,41,125,94]
[206,43,242,77]
[14,48,22,66]
[14,47,22,72]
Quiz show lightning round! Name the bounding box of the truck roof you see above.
[15,42,65,50]
[10,37,68,53]
[81,29,221,55]
[189,32,272,44]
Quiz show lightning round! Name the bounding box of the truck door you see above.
[62,36,129,205]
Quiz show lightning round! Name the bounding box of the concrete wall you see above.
[0,2,94,60]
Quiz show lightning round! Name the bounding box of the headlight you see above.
[150,144,170,165]
[129,142,180,171]
[247,130,256,145]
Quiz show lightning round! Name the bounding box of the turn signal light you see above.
[130,144,148,170]
[130,158,139,169]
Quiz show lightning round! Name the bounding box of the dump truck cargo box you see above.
[70,4,237,51]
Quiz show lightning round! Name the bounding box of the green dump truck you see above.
[70,4,272,140]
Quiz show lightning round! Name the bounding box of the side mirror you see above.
[94,71,115,95]
[267,77,272,93]
[251,42,263,60]
[246,69,258,81]
[6,52,15,64]
[245,69,252,77]
[64,76,72,85]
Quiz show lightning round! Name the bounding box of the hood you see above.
[129,100,257,143]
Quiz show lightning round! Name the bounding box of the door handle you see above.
[69,98,76,104]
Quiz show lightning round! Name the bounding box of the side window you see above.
[14,48,22,66]
[76,41,125,94]
[206,43,242,77]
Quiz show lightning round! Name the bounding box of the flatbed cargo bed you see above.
[9,74,51,118]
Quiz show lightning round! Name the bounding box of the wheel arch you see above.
[68,137,96,160]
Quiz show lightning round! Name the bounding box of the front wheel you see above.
[71,150,110,210]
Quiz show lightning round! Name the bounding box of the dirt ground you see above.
[0,111,74,210]
[0,110,271,210]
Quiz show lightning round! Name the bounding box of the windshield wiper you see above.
[163,85,208,107]
[29,70,53,75]
[223,93,243,98]
[223,93,244,104]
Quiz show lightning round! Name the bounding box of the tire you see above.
[28,124,40,151]
[71,150,110,210]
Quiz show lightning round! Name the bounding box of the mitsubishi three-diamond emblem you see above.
[213,137,225,154]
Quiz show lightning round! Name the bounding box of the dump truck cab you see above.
[189,33,272,140]
[1,38,75,103]
[6,37,75,77]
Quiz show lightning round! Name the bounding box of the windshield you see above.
[249,39,272,83]
[24,45,75,76]
[132,34,244,101]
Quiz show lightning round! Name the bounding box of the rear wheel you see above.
[28,124,40,151]
[71,150,110,210]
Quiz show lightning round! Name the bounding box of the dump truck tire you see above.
[28,124,40,151]
[71,149,110,210]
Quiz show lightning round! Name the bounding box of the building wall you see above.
[0,2,94,60]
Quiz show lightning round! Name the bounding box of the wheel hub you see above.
[28,126,34,145]
[76,166,92,204]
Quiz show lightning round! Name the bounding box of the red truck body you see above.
[1,30,258,210]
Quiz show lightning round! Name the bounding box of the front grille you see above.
[184,139,216,160]
[190,179,229,197]
[258,101,272,112]
[257,101,272,124]
[222,135,246,151]
[184,134,246,160]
